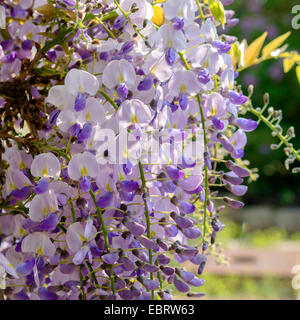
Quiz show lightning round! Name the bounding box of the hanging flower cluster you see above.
[0,0,298,300]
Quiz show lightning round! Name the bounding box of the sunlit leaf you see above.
[296,66,300,84]
[209,0,226,28]
[244,32,268,67]
[283,58,295,73]
[262,31,291,58]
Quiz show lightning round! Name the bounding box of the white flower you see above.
[164,0,197,26]
[102,59,137,90]
[65,69,99,96]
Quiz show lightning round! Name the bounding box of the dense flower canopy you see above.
[0,0,298,300]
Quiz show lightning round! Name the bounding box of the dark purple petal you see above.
[21,39,32,51]
[137,76,153,91]
[179,93,188,110]
[223,196,244,209]
[197,68,210,84]
[97,191,113,208]
[231,148,244,159]
[120,180,139,192]
[176,269,194,282]
[123,160,133,175]
[222,172,243,185]
[165,48,176,66]
[225,183,248,196]
[164,224,178,237]
[160,266,175,276]
[235,118,258,132]
[102,252,118,265]
[212,116,224,130]
[225,160,250,177]
[117,83,128,98]
[144,279,160,291]
[80,176,91,192]
[174,277,190,293]
[118,289,134,300]
[69,123,81,136]
[40,213,59,232]
[34,178,49,194]
[182,227,201,239]
[136,236,159,251]
[173,17,184,30]
[157,254,170,265]
[49,109,60,125]
[11,187,31,201]
[120,41,135,54]
[113,15,125,30]
[74,93,86,112]
[179,201,195,214]
[212,40,231,54]
[77,123,92,142]
[142,264,159,273]
[16,258,35,276]
[188,277,205,287]
[124,218,145,237]
[228,91,248,105]
[38,287,58,300]
[13,289,29,300]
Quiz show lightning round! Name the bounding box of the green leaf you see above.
[244,32,268,67]
[262,31,291,58]
[209,0,226,28]
[82,12,97,23]
[42,27,76,54]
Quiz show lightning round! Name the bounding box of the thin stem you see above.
[69,201,76,223]
[98,89,118,111]
[138,160,155,300]
[248,106,300,163]
[86,260,99,288]
[89,189,116,296]
[178,52,209,243]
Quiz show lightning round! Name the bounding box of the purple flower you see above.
[120,180,139,192]
[173,17,184,30]
[16,258,35,276]
[113,16,126,30]
[197,68,210,84]
[33,178,49,195]
[165,48,176,66]
[166,165,184,180]
[120,41,135,54]
[40,213,59,232]
[78,123,92,142]
[74,93,86,112]
[228,91,248,105]
[235,118,258,132]
[174,277,190,293]
[137,76,153,91]
[102,252,118,265]
[117,83,128,98]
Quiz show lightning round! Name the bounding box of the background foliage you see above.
[228,0,300,206]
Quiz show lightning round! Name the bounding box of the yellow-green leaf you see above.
[152,6,164,27]
[244,32,268,67]
[296,66,300,84]
[283,58,295,73]
[262,31,291,58]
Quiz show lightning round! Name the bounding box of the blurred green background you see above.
[230,0,300,207]
[174,0,300,300]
